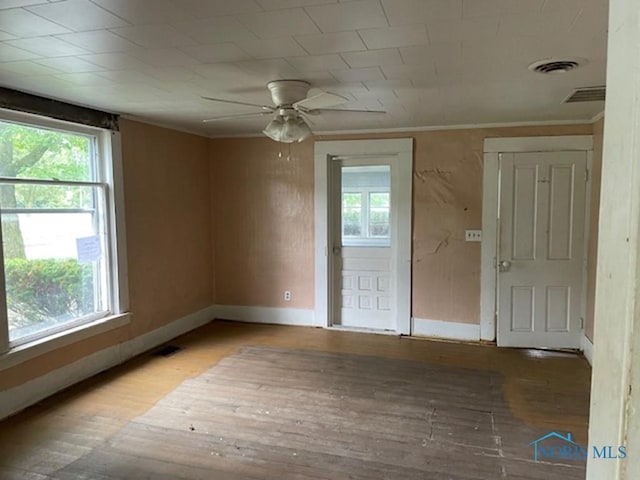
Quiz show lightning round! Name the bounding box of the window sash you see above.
[0,115,119,354]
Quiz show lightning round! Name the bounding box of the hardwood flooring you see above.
[0,321,591,479]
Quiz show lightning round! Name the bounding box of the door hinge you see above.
[585,169,589,182]
[580,317,584,329]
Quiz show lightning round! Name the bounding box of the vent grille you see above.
[564,86,606,103]
[528,58,584,75]
[533,60,579,74]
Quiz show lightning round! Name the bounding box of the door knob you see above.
[498,260,511,272]
[333,246,342,255]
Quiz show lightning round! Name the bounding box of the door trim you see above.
[314,139,413,334]
[480,135,593,342]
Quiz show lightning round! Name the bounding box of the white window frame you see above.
[0,108,130,370]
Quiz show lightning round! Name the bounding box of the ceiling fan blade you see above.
[203,111,273,123]
[202,96,274,111]
[304,108,387,115]
[293,91,349,110]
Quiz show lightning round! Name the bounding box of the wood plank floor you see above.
[0,321,591,479]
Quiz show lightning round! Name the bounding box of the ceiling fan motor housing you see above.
[267,80,311,107]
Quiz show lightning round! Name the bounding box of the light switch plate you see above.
[465,230,482,242]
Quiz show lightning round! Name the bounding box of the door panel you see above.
[332,163,396,331]
[341,247,392,329]
[498,151,586,348]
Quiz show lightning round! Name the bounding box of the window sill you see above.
[0,313,131,372]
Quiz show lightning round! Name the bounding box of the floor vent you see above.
[564,86,606,103]
[152,345,182,357]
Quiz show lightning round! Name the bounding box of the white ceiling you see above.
[0,0,608,136]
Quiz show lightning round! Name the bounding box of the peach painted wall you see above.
[210,138,315,309]
[0,119,213,390]
[586,117,604,342]
[210,123,593,324]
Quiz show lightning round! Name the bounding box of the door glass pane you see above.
[1,183,107,343]
[341,165,391,246]
[369,192,390,237]
[342,192,362,237]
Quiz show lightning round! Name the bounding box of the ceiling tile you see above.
[286,54,349,72]
[90,0,194,24]
[359,25,428,49]
[0,8,71,37]
[129,48,199,67]
[295,31,367,54]
[381,63,436,81]
[54,71,122,85]
[78,52,152,69]
[234,58,299,78]
[6,36,89,57]
[498,11,576,38]
[26,0,129,31]
[33,56,106,73]
[381,0,462,26]
[461,0,502,19]
[237,8,320,38]
[54,30,141,53]
[109,24,197,48]
[0,30,16,41]
[305,0,388,32]
[95,69,158,84]
[0,43,40,61]
[341,48,403,69]
[0,0,47,8]
[256,0,337,9]
[172,18,258,45]
[427,18,498,44]
[237,36,307,59]
[2,60,60,76]
[331,66,385,82]
[181,43,252,63]
[177,0,263,17]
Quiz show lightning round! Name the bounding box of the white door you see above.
[332,162,396,330]
[497,151,587,348]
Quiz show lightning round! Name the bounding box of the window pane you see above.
[1,183,107,342]
[342,192,362,236]
[369,192,390,237]
[0,121,94,182]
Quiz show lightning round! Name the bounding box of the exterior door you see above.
[332,162,396,330]
[497,151,587,348]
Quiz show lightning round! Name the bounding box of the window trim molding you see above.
[0,312,131,371]
[0,109,129,355]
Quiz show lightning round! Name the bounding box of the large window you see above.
[0,112,124,350]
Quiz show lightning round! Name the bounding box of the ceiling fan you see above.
[202,80,385,143]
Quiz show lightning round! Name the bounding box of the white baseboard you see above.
[0,305,217,421]
[411,317,481,342]
[213,305,317,327]
[583,334,594,366]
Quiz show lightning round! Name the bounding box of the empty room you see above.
[0,0,638,479]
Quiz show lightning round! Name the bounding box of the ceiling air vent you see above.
[564,86,606,103]
[528,58,583,74]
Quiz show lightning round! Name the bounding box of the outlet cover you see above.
[465,230,482,242]
[284,291,292,301]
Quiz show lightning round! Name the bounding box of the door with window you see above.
[332,161,396,330]
[497,151,587,348]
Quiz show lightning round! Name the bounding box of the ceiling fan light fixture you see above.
[263,115,312,143]
[262,115,285,142]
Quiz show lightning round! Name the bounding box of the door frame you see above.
[480,135,594,343]
[314,138,413,334]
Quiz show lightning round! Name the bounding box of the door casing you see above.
[314,139,413,334]
[481,135,594,344]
